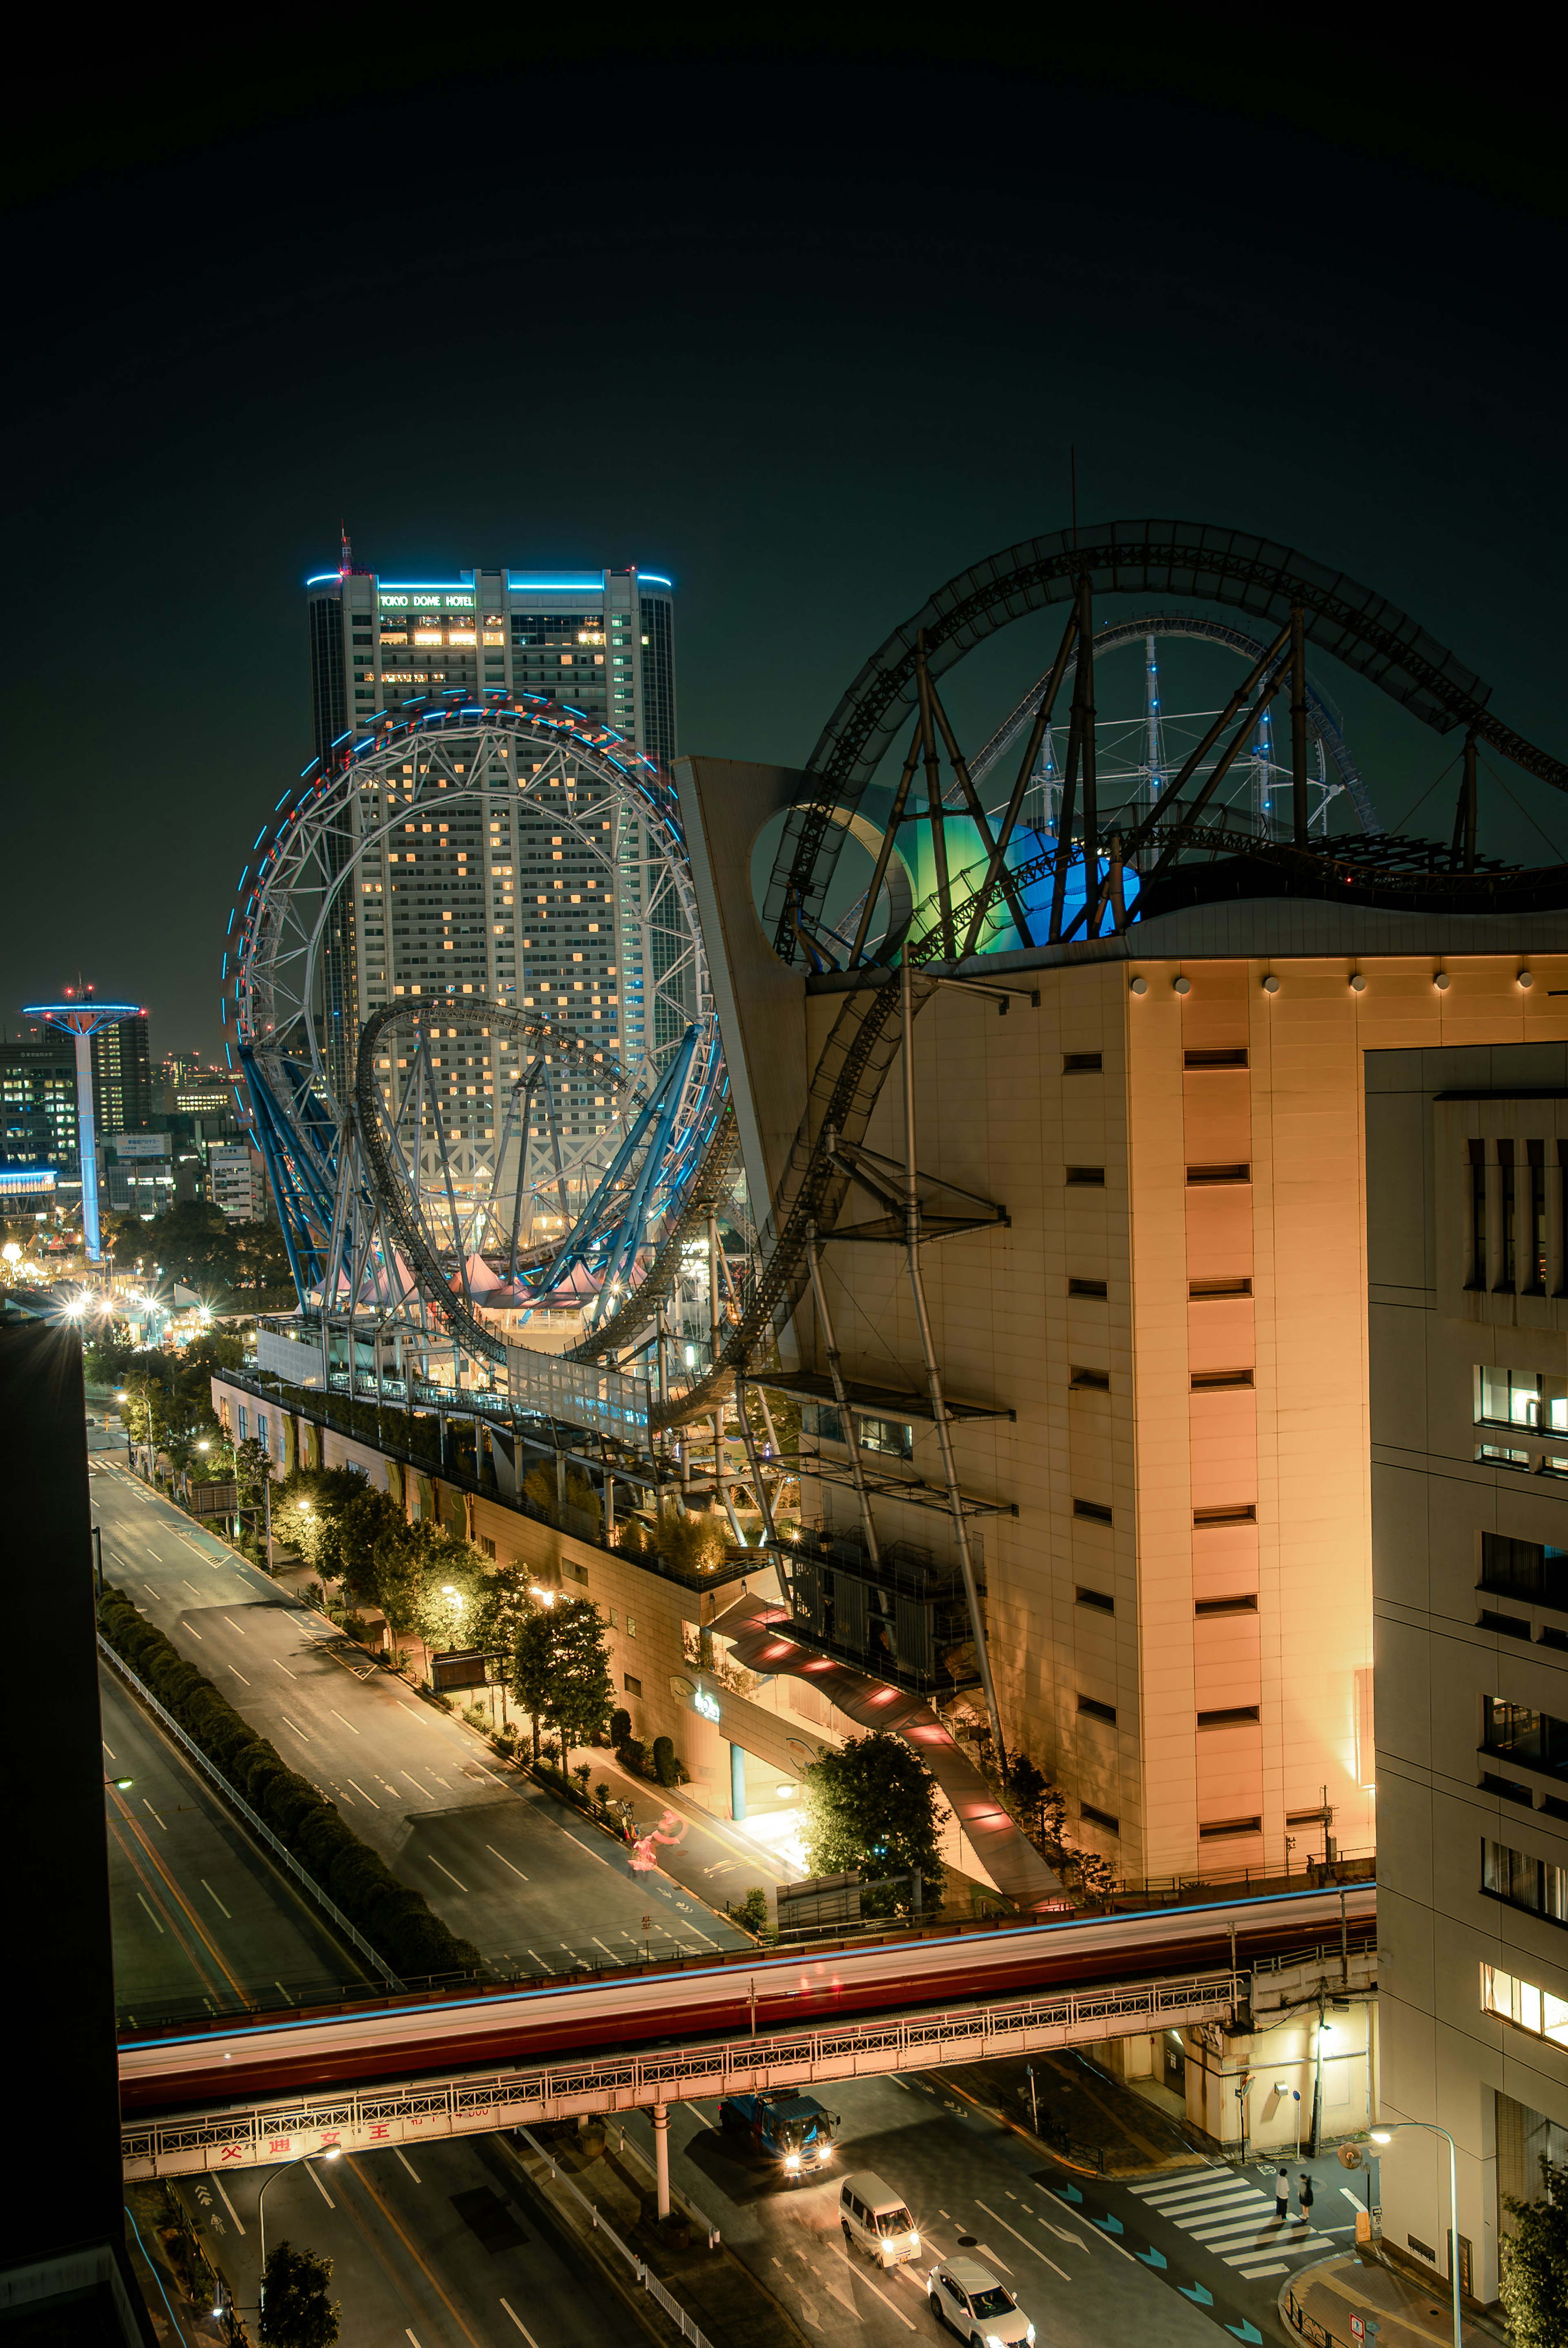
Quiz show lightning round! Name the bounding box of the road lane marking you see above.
[303,2158,334,2207]
[345,1778,381,1806]
[214,2179,245,2233]
[972,2241,1012,2274]
[485,1844,529,1880]
[143,1583,160,1597]
[186,1627,204,1640]
[1341,2187,1366,2210]
[223,1619,247,1635]
[143,1800,167,1830]
[227,1666,250,1685]
[201,1882,232,1918]
[429,1857,469,1891]
[835,2250,915,2331]
[393,2147,421,2182]
[499,2303,539,2346]
[592,1938,616,1956]
[526,1949,555,1973]
[1040,2189,1139,2265]
[341,2160,486,2348]
[281,1716,312,1742]
[102,1741,116,1759]
[400,1773,432,1795]
[976,2201,1068,2280]
[276,1661,298,1679]
[330,1708,362,1735]
[181,1581,201,1597]
[136,1892,166,1933]
[1041,2219,1087,2249]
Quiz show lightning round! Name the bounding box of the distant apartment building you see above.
[0,1035,78,1176]
[208,1142,267,1222]
[91,1010,154,1134]
[102,1133,196,1218]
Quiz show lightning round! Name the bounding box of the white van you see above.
[839,2172,921,2267]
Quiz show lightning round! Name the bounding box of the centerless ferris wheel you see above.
[225,699,731,1405]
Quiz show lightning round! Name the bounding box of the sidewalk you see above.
[1281,2250,1507,2348]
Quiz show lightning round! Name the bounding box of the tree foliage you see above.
[260,2239,341,2348]
[1502,2155,1568,2348]
[799,1732,947,1912]
[97,1585,483,1981]
[511,1597,615,1762]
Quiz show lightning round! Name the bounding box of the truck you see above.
[717,2088,840,2181]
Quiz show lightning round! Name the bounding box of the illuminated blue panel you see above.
[506,571,606,591]
[379,580,475,591]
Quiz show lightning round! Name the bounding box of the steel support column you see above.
[899,952,1006,1768]
[1290,602,1310,846]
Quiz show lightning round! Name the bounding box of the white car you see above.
[928,2255,1036,2346]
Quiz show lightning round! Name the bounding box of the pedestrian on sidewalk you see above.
[1274,2167,1290,2221]
[1297,2169,1315,2223]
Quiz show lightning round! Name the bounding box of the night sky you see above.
[4,32,1562,1057]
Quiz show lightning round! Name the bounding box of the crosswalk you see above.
[1128,2171,1334,2282]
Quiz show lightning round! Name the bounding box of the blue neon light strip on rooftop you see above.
[379,580,474,591]
[637,574,673,587]
[305,573,340,585]
[507,571,606,591]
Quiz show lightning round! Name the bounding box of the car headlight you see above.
[1026,2329,1036,2345]
[986,2336,1004,2347]
[784,2154,800,2170]
[909,2232,920,2248]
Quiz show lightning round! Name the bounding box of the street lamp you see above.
[257,2148,341,2321]
[1370,2124,1462,2348]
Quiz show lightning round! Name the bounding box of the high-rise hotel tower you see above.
[303,552,677,1151]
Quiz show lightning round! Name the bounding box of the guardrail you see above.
[121,1967,1243,2179]
[98,1637,402,1992]
[518,2126,717,2346]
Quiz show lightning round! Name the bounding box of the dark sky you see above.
[4,29,1563,1057]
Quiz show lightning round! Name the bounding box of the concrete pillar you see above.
[653,2102,670,2220]
[730,1741,746,1822]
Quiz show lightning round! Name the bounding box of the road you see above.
[611,2069,1368,2348]
[90,1458,753,1990]
[171,2133,626,2348]
[101,1662,379,2028]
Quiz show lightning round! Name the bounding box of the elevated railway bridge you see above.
[121,1879,1374,2180]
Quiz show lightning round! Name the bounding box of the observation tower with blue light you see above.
[21,992,143,1262]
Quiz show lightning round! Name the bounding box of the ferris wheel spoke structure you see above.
[224,701,728,1414]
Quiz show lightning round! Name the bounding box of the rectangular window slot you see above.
[1191,1369,1254,1390]
[1066,1166,1106,1186]
[1482,1958,1568,2048]
[1198,1705,1261,1727]
[1468,1137,1488,1291]
[1479,1609,1531,1639]
[1479,1770,1533,1804]
[1076,1587,1115,1614]
[1184,1048,1248,1068]
[1407,2236,1437,2267]
[1199,1816,1263,1839]
[1187,1163,1251,1185]
[1080,1803,1119,1833]
[1071,1367,1110,1391]
[1540,1625,1568,1652]
[1479,1533,1568,1608]
[1195,1594,1258,1616]
[1073,1498,1113,1524]
[1069,1277,1108,1298]
[1541,1793,1568,1821]
[623,1674,641,1697]
[1476,1365,1568,1437]
[1194,1504,1256,1526]
[1189,1278,1252,1298]
[1482,1696,1568,1779]
[1482,1836,1568,1925]
[1063,1052,1102,1073]
[1077,1695,1117,1724]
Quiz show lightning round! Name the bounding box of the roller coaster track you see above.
[352,1000,646,1371]
[767,517,1568,959]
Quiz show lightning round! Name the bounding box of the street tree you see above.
[1501,2154,1568,2348]
[511,1597,615,1766]
[799,1731,947,1913]
[259,2239,340,2348]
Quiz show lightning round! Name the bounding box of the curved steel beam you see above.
[766,518,1568,959]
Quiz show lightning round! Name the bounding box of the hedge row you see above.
[98,1587,484,1982]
